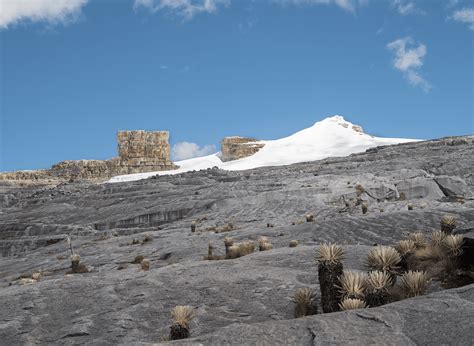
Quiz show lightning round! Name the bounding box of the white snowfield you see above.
[108,115,419,183]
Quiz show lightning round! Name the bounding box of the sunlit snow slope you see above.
[108,116,418,183]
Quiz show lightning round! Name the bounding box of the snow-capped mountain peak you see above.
[108,115,418,183]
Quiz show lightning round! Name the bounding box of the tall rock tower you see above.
[117,130,177,174]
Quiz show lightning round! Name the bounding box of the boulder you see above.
[396,177,445,199]
[434,175,472,198]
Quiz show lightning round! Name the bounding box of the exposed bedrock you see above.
[0,135,473,344]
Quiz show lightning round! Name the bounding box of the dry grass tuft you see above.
[361,204,368,214]
[223,237,234,247]
[171,306,195,328]
[339,298,367,310]
[31,272,42,280]
[399,270,430,297]
[407,232,427,249]
[142,234,153,243]
[132,255,144,264]
[289,240,299,248]
[258,236,273,251]
[366,246,401,273]
[365,271,392,291]
[315,243,344,264]
[141,259,150,271]
[443,234,464,256]
[338,270,366,299]
[227,241,256,259]
[396,239,416,255]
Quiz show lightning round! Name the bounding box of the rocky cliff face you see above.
[220,136,265,162]
[0,130,178,185]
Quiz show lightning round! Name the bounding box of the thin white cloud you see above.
[273,0,368,14]
[134,0,230,19]
[172,142,216,161]
[451,8,474,30]
[387,37,431,92]
[0,0,88,29]
[390,0,424,15]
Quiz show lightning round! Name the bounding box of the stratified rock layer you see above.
[220,136,265,161]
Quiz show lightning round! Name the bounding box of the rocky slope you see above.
[0,135,473,345]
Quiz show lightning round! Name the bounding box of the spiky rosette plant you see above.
[71,254,81,273]
[431,230,446,246]
[292,287,318,318]
[443,234,464,257]
[366,246,401,284]
[396,240,416,271]
[169,305,195,340]
[339,298,367,311]
[223,237,234,256]
[440,215,457,234]
[365,271,392,307]
[337,270,366,300]
[315,243,345,313]
[407,232,427,249]
[399,270,430,298]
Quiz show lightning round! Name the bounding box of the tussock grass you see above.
[289,240,299,248]
[170,305,195,340]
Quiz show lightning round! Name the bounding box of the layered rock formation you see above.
[117,130,175,173]
[0,130,177,185]
[220,136,265,162]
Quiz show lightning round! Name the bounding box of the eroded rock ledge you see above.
[0,130,178,185]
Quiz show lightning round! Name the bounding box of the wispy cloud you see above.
[387,37,431,92]
[273,0,369,14]
[450,8,474,30]
[390,0,423,15]
[172,142,216,160]
[0,0,88,30]
[133,0,230,20]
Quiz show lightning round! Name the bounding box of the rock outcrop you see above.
[117,130,175,174]
[0,130,178,185]
[220,136,265,162]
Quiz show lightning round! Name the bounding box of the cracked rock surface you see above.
[0,136,473,345]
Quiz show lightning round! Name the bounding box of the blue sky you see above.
[0,0,473,172]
